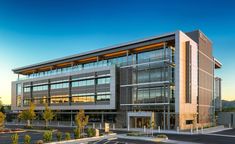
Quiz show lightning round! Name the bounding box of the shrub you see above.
[65,132,71,140]
[43,131,52,142]
[56,131,62,141]
[74,128,80,139]
[156,134,168,139]
[127,132,144,136]
[87,128,96,137]
[24,125,33,129]
[35,140,43,144]
[11,133,19,144]
[24,134,31,144]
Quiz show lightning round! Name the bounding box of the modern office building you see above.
[11,30,222,130]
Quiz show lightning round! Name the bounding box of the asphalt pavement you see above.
[2,125,235,144]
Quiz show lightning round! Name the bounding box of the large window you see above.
[137,87,166,103]
[24,87,30,92]
[33,96,47,105]
[97,92,110,102]
[33,85,48,91]
[138,49,164,63]
[23,99,30,106]
[71,93,95,103]
[97,77,110,85]
[16,83,22,107]
[50,95,69,104]
[16,84,22,95]
[51,82,69,89]
[72,79,95,87]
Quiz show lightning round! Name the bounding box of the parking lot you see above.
[1,125,235,144]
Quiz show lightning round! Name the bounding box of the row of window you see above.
[32,85,48,91]
[23,92,111,105]
[51,82,69,89]
[19,47,174,80]
[72,79,95,87]
[137,68,174,83]
[24,77,111,92]
[134,87,174,103]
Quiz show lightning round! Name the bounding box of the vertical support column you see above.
[101,113,104,123]
[163,105,166,130]
[167,55,171,130]
[48,80,51,106]
[69,76,72,106]
[70,110,73,126]
[167,84,171,130]
[30,82,33,103]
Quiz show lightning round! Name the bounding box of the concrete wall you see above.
[187,30,214,126]
[175,31,198,130]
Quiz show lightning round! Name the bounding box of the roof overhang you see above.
[13,32,176,75]
[214,58,222,69]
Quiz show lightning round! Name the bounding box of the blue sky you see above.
[0,0,235,104]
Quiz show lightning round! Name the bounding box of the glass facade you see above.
[97,92,111,102]
[34,96,47,105]
[72,79,95,87]
[120,47,175,112]
[51,95,69,104]
[71,93,95,103]
[51,82,69,89]
[33,85,48,91]
[97,77,110,85]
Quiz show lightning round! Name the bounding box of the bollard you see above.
[144,126,146,133]
[196,127,198,134]
[201,126,204,134]
[177,126,180,134]
[190,127,193,134]
[128,125,130,131]
[93,123,95,129]
[99,123,102,129]
[158,126,160,133]
[229,123,231,128]
[113,123,115,130]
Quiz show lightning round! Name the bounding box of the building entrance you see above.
[127,111,154,128]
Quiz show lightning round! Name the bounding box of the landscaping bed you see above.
[0,128,25,133]
[126,132,168,142]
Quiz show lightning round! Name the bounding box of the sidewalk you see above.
[6,123,230,135]
[114,125,231,135]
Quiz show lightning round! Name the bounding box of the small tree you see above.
[43,131,53,142]
[18,102,36,127]
[0,112,6,130]
[65,132,71,140]
[11,133,19,144]
[75,109,89,138]
[42,104,55,128]
[24,134,31,144]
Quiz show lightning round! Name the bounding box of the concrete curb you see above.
[117,134,168,143]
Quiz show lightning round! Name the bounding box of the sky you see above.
[0,0,235,104]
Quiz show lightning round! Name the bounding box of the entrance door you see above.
[136,117,150,128]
